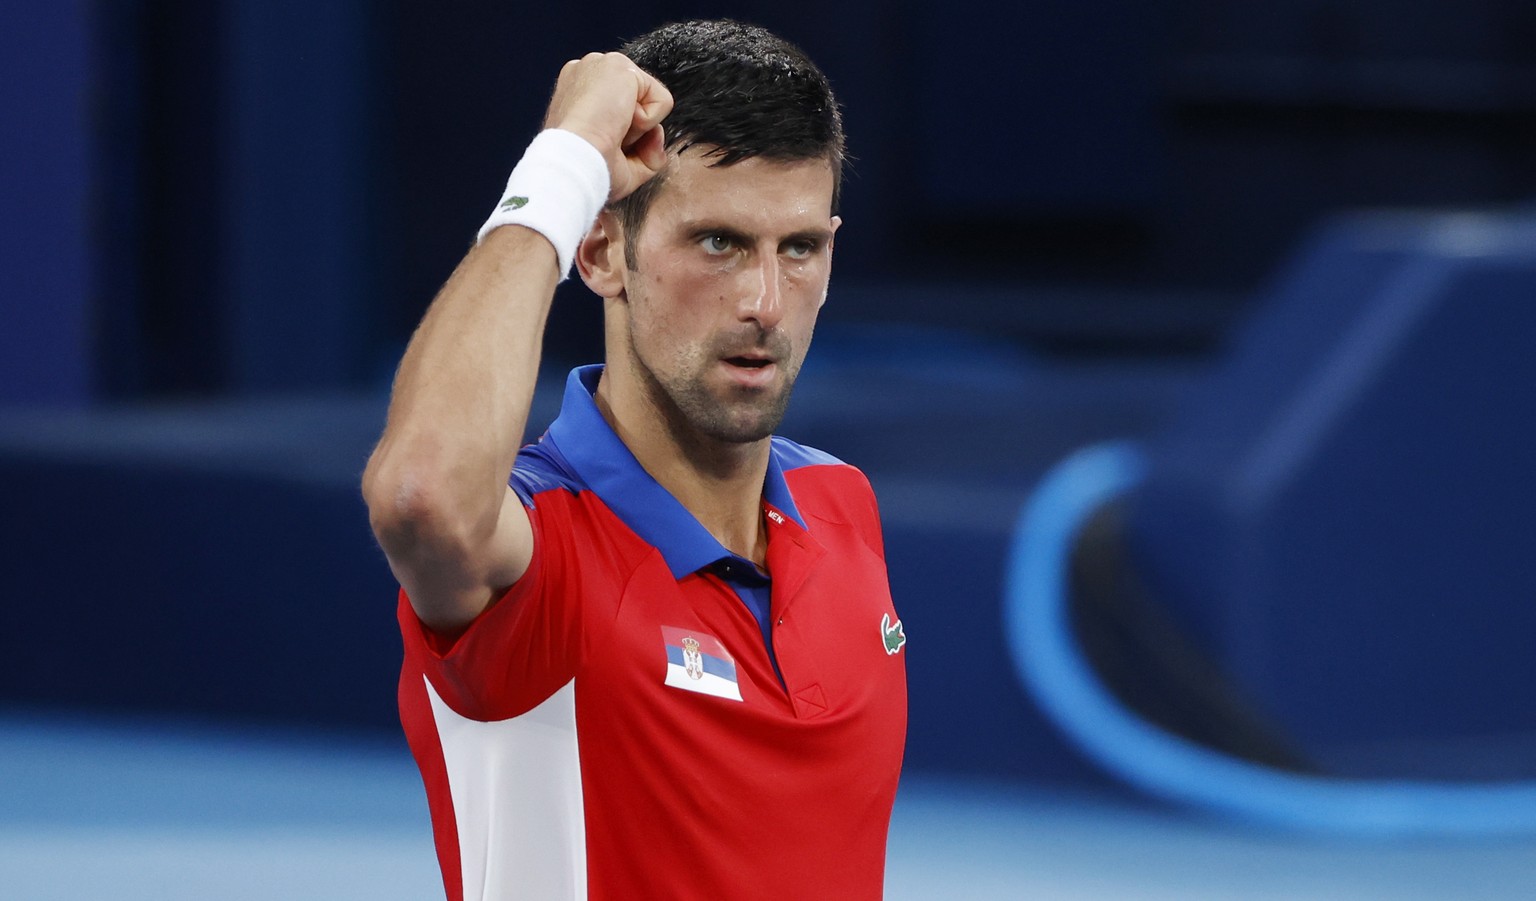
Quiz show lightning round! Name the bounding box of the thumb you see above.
[611,124,667,201]
[631,124,667,176]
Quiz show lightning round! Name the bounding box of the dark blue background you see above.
[5,1,1534,794]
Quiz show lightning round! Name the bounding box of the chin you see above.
[698,412,781,444]
[693,394,791,444]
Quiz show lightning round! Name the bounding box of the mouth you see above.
[719,353,778,388]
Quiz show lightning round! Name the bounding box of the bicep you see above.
[393,486,534,636]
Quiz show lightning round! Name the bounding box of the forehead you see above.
[642,150,836,234]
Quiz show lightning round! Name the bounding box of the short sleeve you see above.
[398,489,587,722]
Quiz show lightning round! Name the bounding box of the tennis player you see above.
[363,20,907,900]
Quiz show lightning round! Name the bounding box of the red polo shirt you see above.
[397,365,908,901]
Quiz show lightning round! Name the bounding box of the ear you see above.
[576,211,627,299]
[819,215,843,309]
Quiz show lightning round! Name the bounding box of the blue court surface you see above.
[3,710,1531,900]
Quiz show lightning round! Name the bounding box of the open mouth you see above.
[725,356,772,369]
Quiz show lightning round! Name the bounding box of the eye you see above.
[700,234,734,255]
[783,240,818,260]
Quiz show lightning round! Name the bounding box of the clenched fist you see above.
[544,52,673,203]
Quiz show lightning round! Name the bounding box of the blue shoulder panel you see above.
[507,439,586,508]
[770,436,844,472]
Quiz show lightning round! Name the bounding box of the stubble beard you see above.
[634,330,802,448]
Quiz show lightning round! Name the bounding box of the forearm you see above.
[363,227,556,565]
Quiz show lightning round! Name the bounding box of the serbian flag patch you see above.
[661,626,742,702]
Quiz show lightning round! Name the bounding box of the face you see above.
[609,149,839,446]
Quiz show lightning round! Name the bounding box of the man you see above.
[363,20,906,901]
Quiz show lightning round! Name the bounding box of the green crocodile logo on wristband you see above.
[500,195,529,211]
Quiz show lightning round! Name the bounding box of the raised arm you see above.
[362,53,672,634]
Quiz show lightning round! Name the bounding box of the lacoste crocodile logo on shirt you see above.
[881,614,906,655]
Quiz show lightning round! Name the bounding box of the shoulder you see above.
[508,439,585,506]
[773,436,875,500]
[773,436,881,526]
[509,438,649,563]
[771,435,848,472]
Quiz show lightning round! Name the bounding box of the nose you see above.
[737,252,784,330]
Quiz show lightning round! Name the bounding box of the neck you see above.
[594,368,771,566]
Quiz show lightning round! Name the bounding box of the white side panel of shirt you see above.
[425,677,586,900]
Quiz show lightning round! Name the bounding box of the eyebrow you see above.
[680,221,834,247]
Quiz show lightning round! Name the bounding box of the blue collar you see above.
[544,365,807,579]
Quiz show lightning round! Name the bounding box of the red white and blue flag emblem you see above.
[660,626,742,701]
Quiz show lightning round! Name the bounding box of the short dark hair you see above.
[612,20,846,268]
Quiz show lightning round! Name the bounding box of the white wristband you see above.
[476,128,610,280]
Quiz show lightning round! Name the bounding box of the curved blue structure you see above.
[1004,441,1536,835]
[1119,212,1536,768]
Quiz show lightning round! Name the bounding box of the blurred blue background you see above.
[4,1,1535,896]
